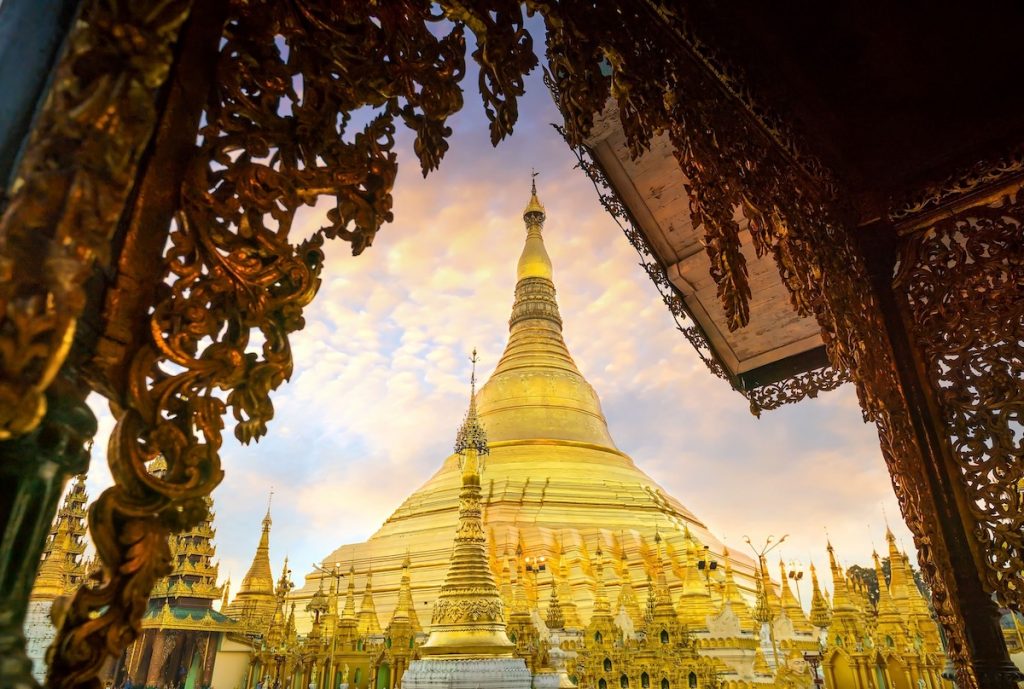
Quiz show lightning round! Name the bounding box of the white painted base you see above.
[401,658,532,689]
[24,600,56,683]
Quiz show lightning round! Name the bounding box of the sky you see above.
[80,24,915,609]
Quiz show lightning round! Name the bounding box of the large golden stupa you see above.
[291,182,758,629]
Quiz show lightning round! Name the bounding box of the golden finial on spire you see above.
[264,487,274,525]
[454,349,489,459]
[524,169,545,220]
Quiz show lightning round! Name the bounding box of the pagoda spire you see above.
[474,173,619,450]
[151,495,221,602]
[546,574,566,631]
[649,531,677,624]
[826,540,853,611]
[591,542,612,618]
[454,349,488,457]
[421,354,514,656]
[555,538,581,629]
[391,553,421,634]
[719,548,755,632]
[677,539,714,631]
[873,550,898,616]
[341,565,358,621]
[518,171,549,282]
[32,475,89,600]
[777,557,813,633]
[808,562,832,630]
[357,568,382,636]
[614,552,643,629]
[225,491,277,632]
[221,576,231,610]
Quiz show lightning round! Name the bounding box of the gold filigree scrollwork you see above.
[48,2,540,686]
[0,0,193,440]
[745,366,848,416]
[888,147,1024,223]
[896,191,1024,613]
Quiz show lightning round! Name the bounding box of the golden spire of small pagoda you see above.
[615,551,644,629]
[555,538,582,629]
[650,530,677,624]
[392,552,421,634]
[546,573,566,631]
[225,491,278,631]
[718,548,755,632]
[220,575,231,610]
[357,568,382,636]
[873,550,898,615]
[420,352,515,656]
[808,562,832,630]
[341,565,358,621]
[777,557,813,634]
[32,474,90,601]
[826,540,853,611]
[591,541,612,619]
[677,539,714,631]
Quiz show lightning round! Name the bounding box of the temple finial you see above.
[454,349,489,457]
[523,169,545,222]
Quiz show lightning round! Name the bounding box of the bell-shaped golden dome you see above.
[478,182,616,448]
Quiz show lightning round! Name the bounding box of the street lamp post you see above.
[744,534,788,672]
[803,652,823,687]
[525,554,547,605]
[313,563,344,689]
[787,560,805,609]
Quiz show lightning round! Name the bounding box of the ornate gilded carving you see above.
[539,8,978,685]
[430,597,505,625]
[745,365,848,416]
[46,2,540,686]
[888,147,1024,223]
[0,0,193,440]
[896,190,1024,613]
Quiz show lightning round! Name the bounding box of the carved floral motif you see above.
[0,0,192,440]
[896,190,1024,613]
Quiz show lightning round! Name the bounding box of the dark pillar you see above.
[201,633,217,688]
[0,0,81,189]
[857,221,1022,689]
[0,371,95,687]
[145,631,167,689]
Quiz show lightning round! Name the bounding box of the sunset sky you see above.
[82,27,914,607]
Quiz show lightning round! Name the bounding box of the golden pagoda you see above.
[293,179,758,629]
[225,498,278,633]
[30,475,89,602]
[122,493,238,689]
[264,183,967,689]
[418,350,516,658]
[25,475,91,683]
[403,352,532,689]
